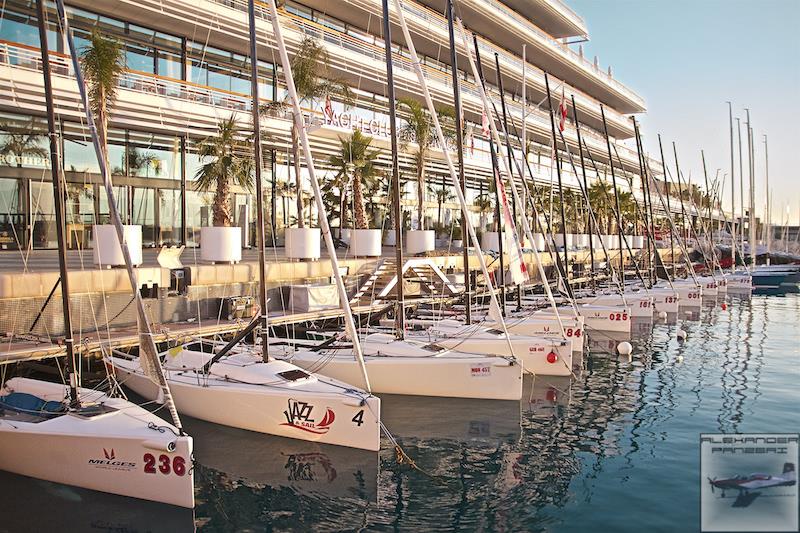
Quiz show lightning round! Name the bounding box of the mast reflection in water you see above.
[0,294,797,532]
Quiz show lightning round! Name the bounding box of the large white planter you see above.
[407,230,435,255]
[554,234,574,250]
[534,233,546,251]
[631,235,645,249]
[285,227,321,260]
[591,234,604,249]
[576,234,591,249]
[481,231,502,253]
[601,235,615,249]
[339,228,351,243]
[200,226,242,263]
[92,224,142,267]
[348,229,382,257]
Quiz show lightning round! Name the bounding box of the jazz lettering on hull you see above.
[281,399,335,435]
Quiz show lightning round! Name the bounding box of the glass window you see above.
[30,181,56,249]
[0,178,23,250]
[185,190,213,246]
[157,50,182,80]
[0,115,48,169]
[96,186,129,225]
[132,187,156,246]
[158,188,181,245]
[125,42,155,73]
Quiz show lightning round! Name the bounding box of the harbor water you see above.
[0,293,797,532]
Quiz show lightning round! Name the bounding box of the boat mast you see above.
[600,106,625,284]
[658,135,676,278]
[494,53,522,311]
[266,0,372,391]
[445,0,470,325]
[571,96,594,291]
[389,3,514,342]
[632,118,654,286]
[473,38,505,316]
[54,0,183,431]
[35,0,78,405]
[763,134,770,264]
[382,0,405,336]
[727,102,736,273]
[543,74,571,292]
[246,0,270,360]
[745,109,755,265]
[736,117,745,258]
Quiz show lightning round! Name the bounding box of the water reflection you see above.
[0,295,796,532]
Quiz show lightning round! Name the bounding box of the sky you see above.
[569,0,800,225]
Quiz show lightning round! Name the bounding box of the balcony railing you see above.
[0,35,649,187]
[0,39,255,113]
[470,0,644,109]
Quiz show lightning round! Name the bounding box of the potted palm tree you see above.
[262,37,354,259]
[328,130,381,257]
[398,97,454,255]
[194,115,253,263]
[588,180,614,250]
[80,30,143,267]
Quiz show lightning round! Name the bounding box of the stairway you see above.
[350,258,463,306]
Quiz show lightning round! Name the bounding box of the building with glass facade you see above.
[0,0,673,252]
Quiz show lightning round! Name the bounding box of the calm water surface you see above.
[1,294,798,532]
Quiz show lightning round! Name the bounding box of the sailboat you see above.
[0,0,194,508]
[270,0,523,399]
[107,0,381,451]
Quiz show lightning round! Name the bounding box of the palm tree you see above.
[588,180,614,234]
[261,37,354,229]
[327,130,379,230]
[398,97,455,230]
[429,181,455,230]
[617,189,637,234]
[124,146,163,177]
[276,179,296,226]
[0,119,48,167]
[80,30,125,158]
[474,192,493,232]
[193,116,253,227]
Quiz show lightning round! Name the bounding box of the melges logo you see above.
[281,399,335,435]
[88,448,136,470]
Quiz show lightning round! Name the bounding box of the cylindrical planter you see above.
[407,229,435,255]
[285,227,321,260]
[555,234,574,250]
[534,233,546,251]
[631,235,645,249]
[591,234,603,249]
[92,225,143,267]
[339,228,351,243]
[452,239,463,248]
[481,231,502,253]
[601,235,614,249]
[576,234,590,249]
[200,226,242,263]
[349,228,382,257]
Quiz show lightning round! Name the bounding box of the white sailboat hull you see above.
[696,276,719,296]
[0,378,194,508]
[726,274,753,291]
[486,316,585,354]
[108,354,381,451]
[576,294,653,318]
[534,305,632,334]
[648,287,681,313]
[285,339,523,400]
[431,335,573,377]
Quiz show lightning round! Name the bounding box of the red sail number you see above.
[143,453,186,476]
